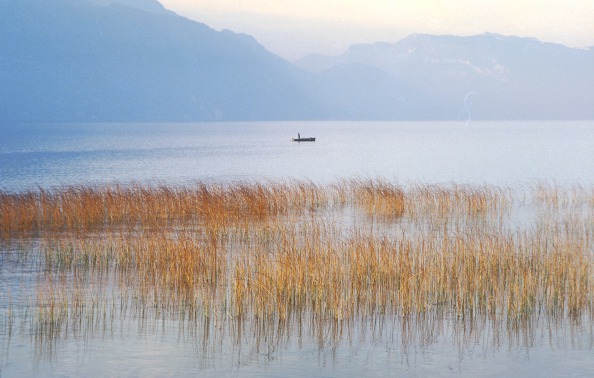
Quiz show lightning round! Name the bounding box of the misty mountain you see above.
[1,0,592,122]
[297,33,594,120]
[89,0,175,15]
[302,63,441,120]
[0,0,322,121]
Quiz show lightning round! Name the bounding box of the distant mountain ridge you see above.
[1,0,592,121]
[0,0,321,121]
[297,33,594,120]
[90,0,173,15]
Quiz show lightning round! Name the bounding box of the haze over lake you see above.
[2,121,593,192]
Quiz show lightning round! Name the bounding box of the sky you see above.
[158,0,594,61]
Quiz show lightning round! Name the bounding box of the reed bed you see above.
[0,179,592,352]
[0,181,335,238]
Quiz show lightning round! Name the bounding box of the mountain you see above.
[89,0,173,15]
[0,0,322,121]
[1,0,592,122]
[297,33,594,120]
[302,63,441,120]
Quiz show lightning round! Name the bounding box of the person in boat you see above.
[298,133,300,140]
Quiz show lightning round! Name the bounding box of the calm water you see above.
[1,121,593,191]
[1,121,594,377]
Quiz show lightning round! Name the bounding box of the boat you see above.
[292,133,315,142]
[292,137,316,142]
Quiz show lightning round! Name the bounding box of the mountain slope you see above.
[0,0,321,121]
[297,33,594,120]
[1,0,591,122]
[303,63,441,120]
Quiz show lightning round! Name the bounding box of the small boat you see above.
[292,133,315,142]
[292,137,316,142]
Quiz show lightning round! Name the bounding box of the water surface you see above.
[2,121,593,191]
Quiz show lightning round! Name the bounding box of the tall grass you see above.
[0,179,592,351]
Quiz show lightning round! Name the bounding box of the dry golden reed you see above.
[1,179,592,345]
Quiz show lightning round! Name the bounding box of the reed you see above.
[0,180,592,351]
[350,178,405,220]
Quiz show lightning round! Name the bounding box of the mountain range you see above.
[297,34,594,120]
[1,0,592,122]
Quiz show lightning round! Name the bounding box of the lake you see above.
[1,121,593,191]
[1,121,593,377]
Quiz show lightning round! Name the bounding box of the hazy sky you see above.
[159,0,594,60]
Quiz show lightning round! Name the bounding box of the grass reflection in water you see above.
[1,179,593,364]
